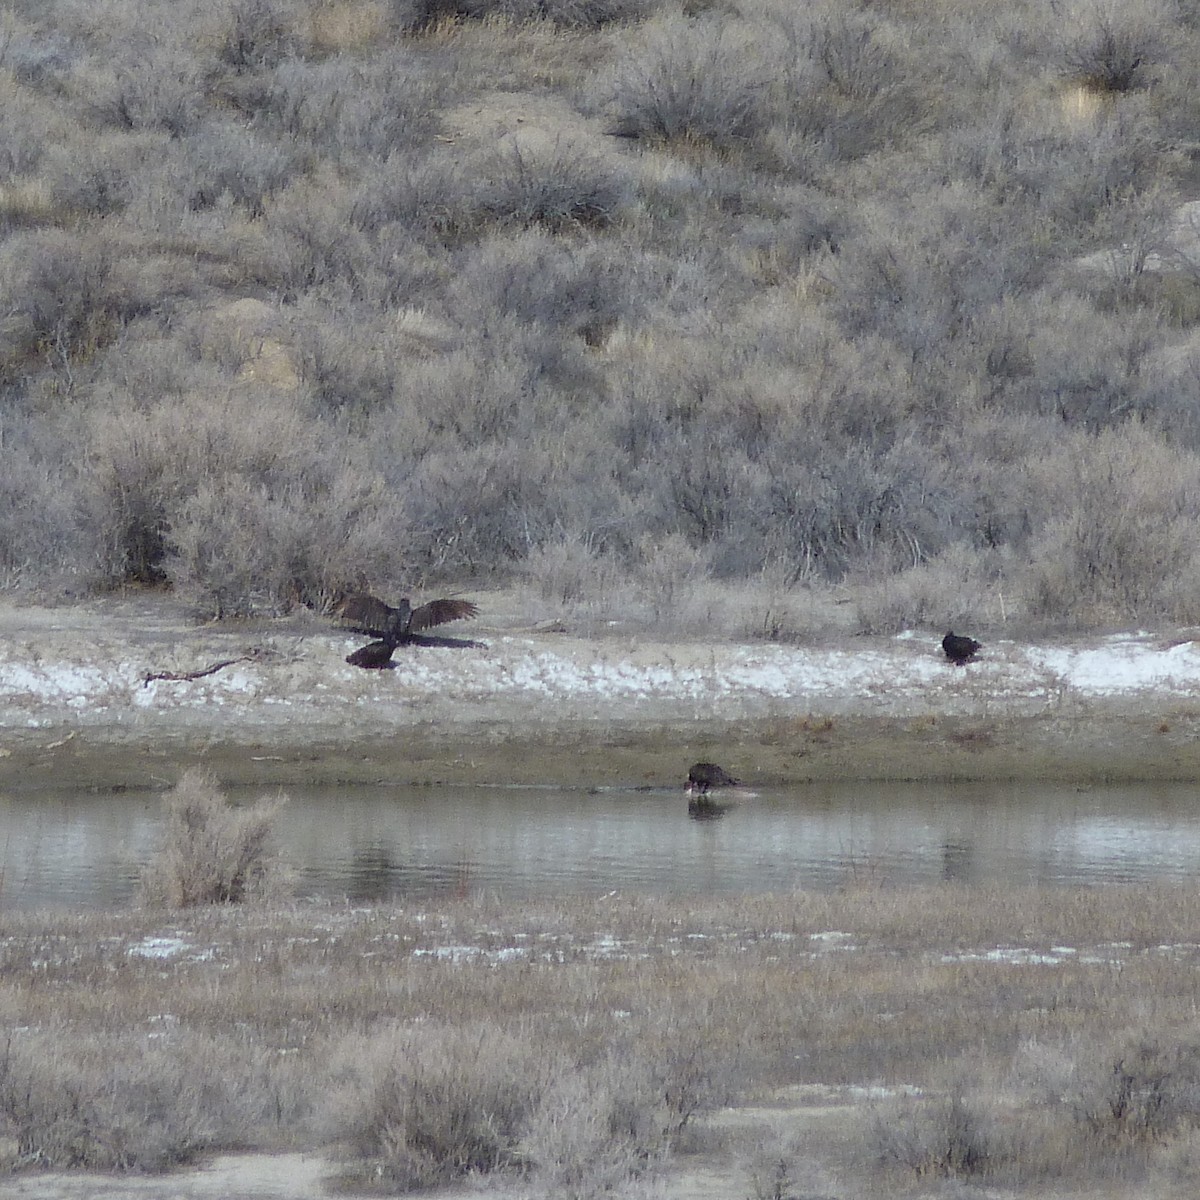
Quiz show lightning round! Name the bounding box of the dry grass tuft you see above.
[307,0,390,53]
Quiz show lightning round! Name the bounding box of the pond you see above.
[4,780,1200,910]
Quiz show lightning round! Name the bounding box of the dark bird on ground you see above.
[334,593,480,641]
[345,637,399,670]
[686,762,740,796]
[942,631,982,666]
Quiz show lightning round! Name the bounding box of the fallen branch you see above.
[143,653,259,686]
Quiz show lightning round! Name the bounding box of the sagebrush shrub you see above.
[268,54,449,160]
[601,13,771,145]
[220,0,299,70]
[339,1025,551,1189]
[180,118,301,216]
[101,45,206,135]
[393,0,648,30]
[0,227,117,376]
[873,1091,994,1179]
[1074,1036,1200,1145]
[139,769,286,907]
[1026,425,1200,625]
[0,414,97,590]
[1061,1,1168,93]
[86,389,408,610]
[0,1026,300,1169]
[521,1056,668,1199]
[472,135,629,232]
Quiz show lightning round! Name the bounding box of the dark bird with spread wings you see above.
[334,594,480,640]
[335,593,480,668]
[942,631,982,666]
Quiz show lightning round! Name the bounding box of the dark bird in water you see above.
[686,763,747,819]
[942,631,982,666]
[346,638,399,670]
[686,762,740,796]
[334,593,480,641]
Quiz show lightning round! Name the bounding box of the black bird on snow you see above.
[345,637,401,670]
[942,631,982,666]
[335,593,480,668]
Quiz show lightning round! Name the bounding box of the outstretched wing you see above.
[333,594,402,639]
[409,598,479,632]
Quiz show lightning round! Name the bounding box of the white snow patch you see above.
[6,627,1200,729]
[128,936,191,959]
[942,946,1076,966]
[412,944,529,964]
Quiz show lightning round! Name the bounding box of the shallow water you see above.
[4,780,1200,910]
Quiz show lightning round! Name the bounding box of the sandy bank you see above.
[3,593,1200,790]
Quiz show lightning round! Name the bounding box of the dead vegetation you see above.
[3,0,1200,634]
[4,886,1200,1195]
[137,768,286,907]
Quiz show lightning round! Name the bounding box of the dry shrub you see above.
[1026,424,1200,625]
[178,119,302,217]
[1067,1033,1200,1149]
[332,1020,699,1193]
[138,769,286,908]
[0,415,98,591]
[471,134,629,232]
[0,1032,209,1170]
[630,532,713,629]
[220,0,301,70]
[86,390,408,612]
[853,543,1011,635]
[520,532,628,607]
[98,44,206,136]
[393,0,647,30]
[872,1090,995,1180]
[335,1024,552,1189]
[167,461,408,617]
[269,53,448,160]
[521,1055,669,1199]
[0,228,118,377]
[600,13,772,146]
[1060,0,1170,94]
[0,1024,310,1172]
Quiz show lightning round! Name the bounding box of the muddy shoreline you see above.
[5,593,1200,792]
[6,707,1200,794]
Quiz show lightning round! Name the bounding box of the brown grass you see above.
[4,885,1200,1194]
